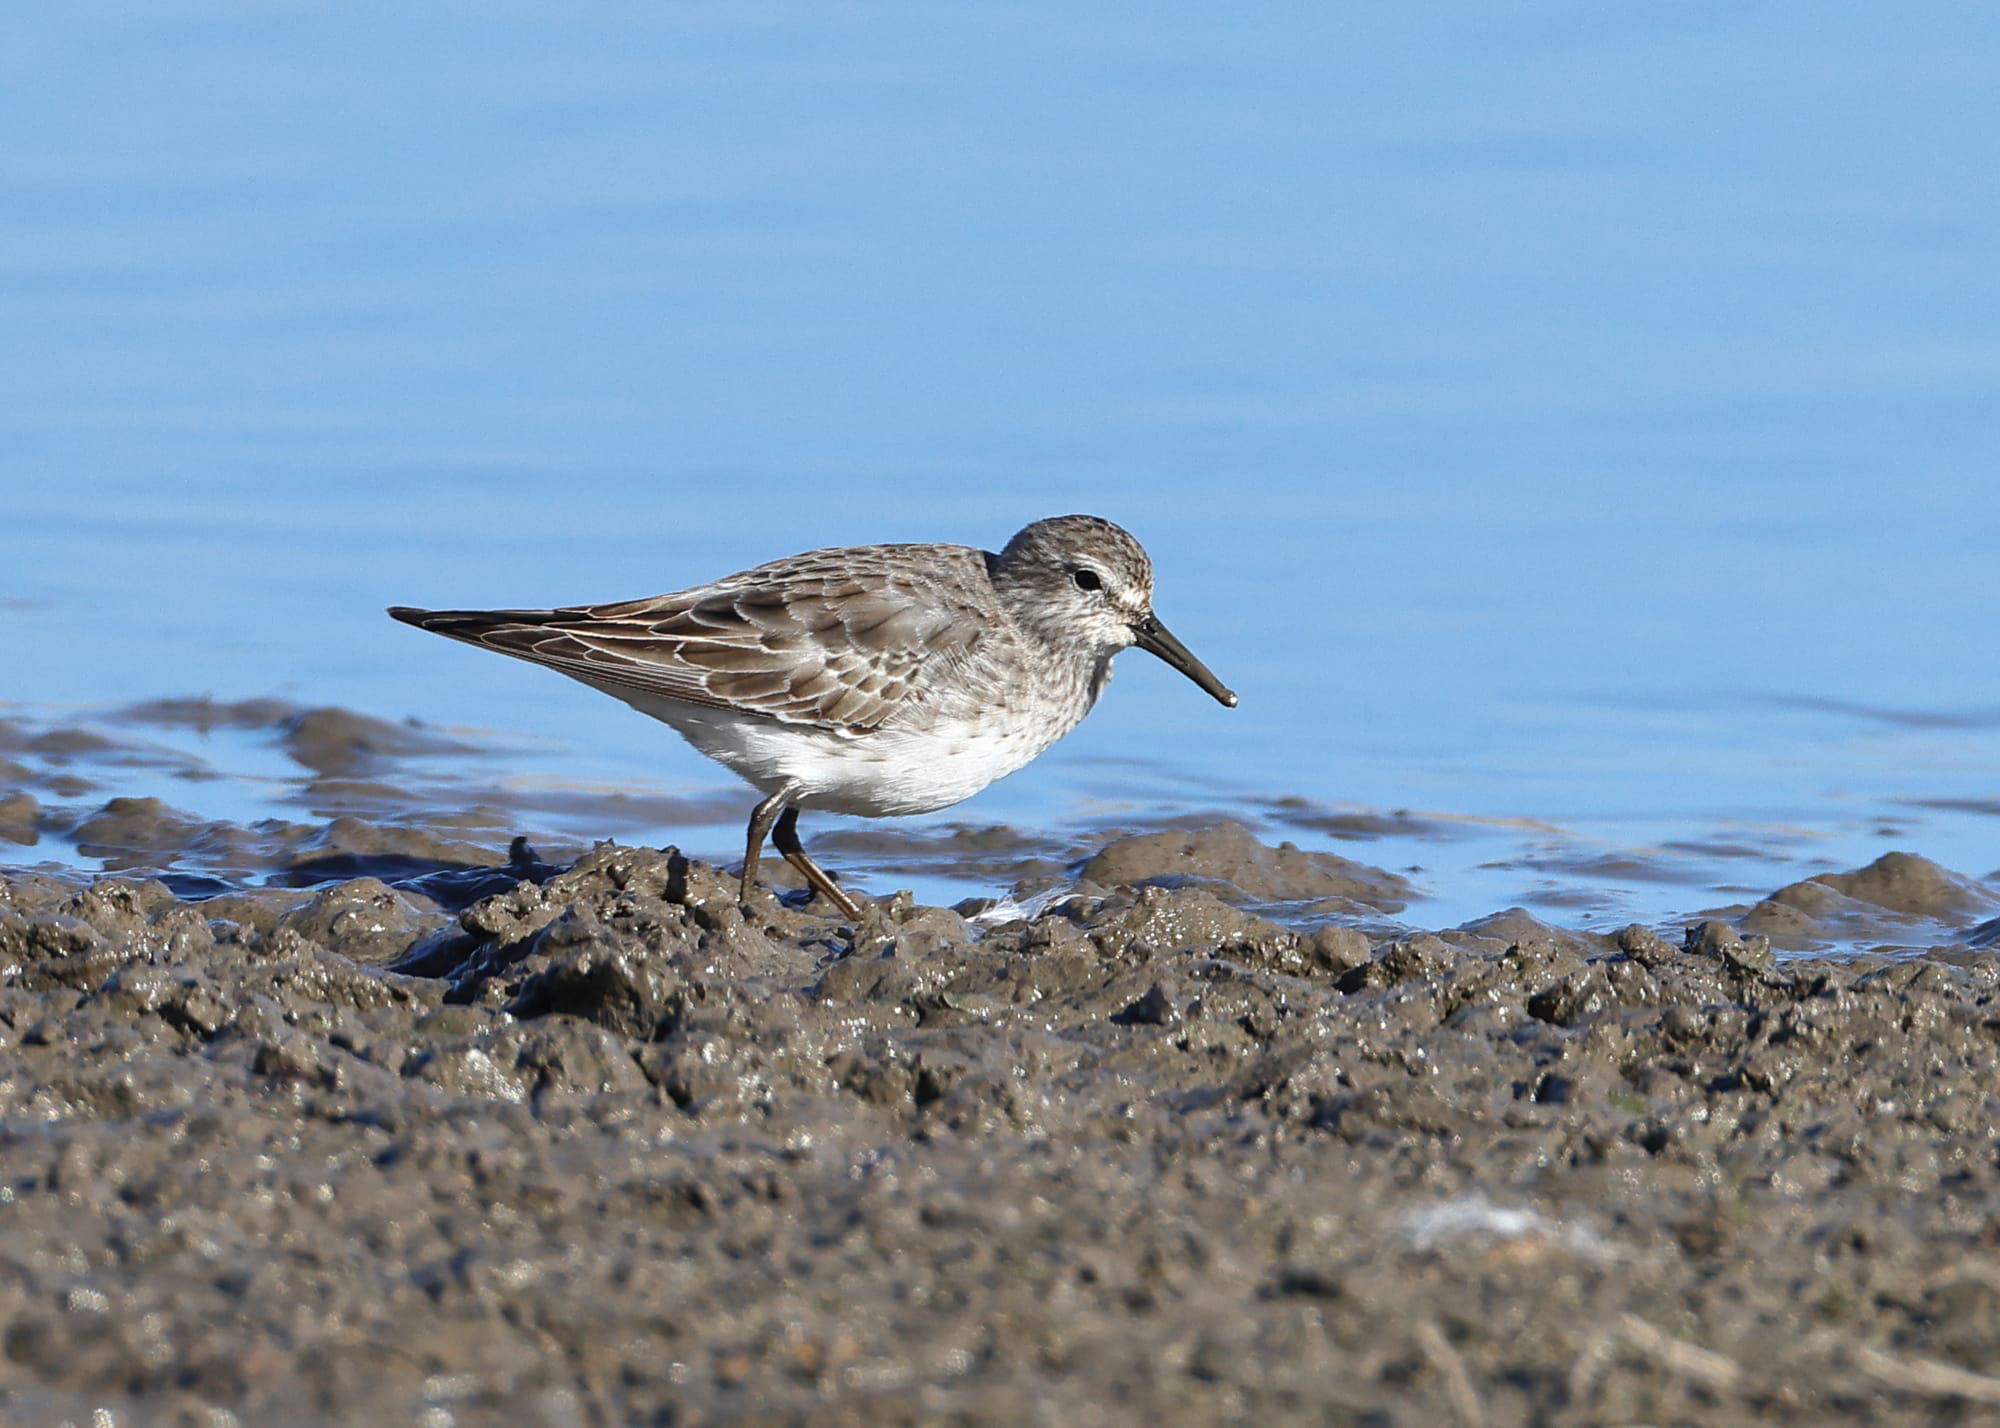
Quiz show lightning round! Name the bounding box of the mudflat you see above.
[3,704,2000,1425]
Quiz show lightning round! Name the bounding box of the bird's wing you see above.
[389,545,994,732]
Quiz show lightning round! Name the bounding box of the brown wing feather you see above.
[388,544,995,731]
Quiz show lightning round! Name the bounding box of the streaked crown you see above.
[993,515,1156,653]
[998,515,1152,598]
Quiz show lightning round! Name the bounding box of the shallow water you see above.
[4,6,1998,937]
[4,695,1995,957]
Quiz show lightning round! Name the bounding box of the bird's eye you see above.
[1072,568,1103,592]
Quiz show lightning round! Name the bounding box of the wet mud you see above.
[4,704,2000,1424]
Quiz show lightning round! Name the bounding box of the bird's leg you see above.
[740,784,795,908]
[773,806,863,920]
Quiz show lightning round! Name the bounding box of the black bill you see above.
[1131,613,1238,708]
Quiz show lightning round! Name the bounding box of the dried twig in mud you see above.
[1611,1313,1744,1391]
[1922,1260,2000,1296]
[1415,1320,1486,1428]
[1854,1345,2000,1405]
[1565,1331,1615,1407]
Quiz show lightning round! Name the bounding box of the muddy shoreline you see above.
[4,703,2000,1424]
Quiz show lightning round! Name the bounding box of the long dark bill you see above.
[1131,613,1238,708]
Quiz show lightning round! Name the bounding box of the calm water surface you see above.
[4,5,1997,931]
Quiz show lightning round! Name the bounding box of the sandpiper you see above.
[389,514,1236,919]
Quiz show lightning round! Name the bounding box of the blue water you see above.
[4,5,1997,930]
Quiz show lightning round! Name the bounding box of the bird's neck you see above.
[1009,618,1112,722]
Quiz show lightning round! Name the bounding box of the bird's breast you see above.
[797,707,1079,816]
[594,648,1101,817]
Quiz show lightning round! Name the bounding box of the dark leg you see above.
[773,806,863,920]
[740,784,795,908]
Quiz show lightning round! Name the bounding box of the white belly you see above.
[605,690,1071,817]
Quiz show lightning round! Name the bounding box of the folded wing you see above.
[388,547,991,733]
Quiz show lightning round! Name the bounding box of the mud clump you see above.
[1741,850,2000,951]
[1081,818,1414,911]
[2,834,2000,1425]
[0,790,36,845]
[278,705,477,777]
